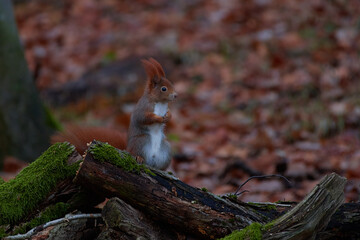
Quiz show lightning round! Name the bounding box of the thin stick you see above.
[247,202,293,208]
[5,213,102,240]
[235,174,292,195]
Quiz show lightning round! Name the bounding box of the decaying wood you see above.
[317,202,360,240]
[75,142,355,239]
[75,143,269,239]
[32,151,103,221]
[262,173,347,240]
[101,197,182,240]
[38,152,82,208]
[243,201,360,240]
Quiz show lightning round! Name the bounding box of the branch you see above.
[234,174,292,195]
[4,213,102,240]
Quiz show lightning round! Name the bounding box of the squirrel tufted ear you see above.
[141,58,165,83]
[149,58,165,77]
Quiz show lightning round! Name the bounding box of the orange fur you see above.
[149,58,165,76]
[51,125,127,154]
[127,58,176,170]
[141,58,165,81]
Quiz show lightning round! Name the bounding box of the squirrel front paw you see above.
[163,111,172,123]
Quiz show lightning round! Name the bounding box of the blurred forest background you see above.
[2,0,360,203]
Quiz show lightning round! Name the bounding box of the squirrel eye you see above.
[161,86,167,92]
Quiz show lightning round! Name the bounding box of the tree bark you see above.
[262,173,346,240]
[318,202,360,240]
[100,197,182,240]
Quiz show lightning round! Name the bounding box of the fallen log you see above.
[0,143,104,239]
[0,143,81,226]
[2,141,358,239]
[99,197,182,240]
[75,141,353,239]
[228,201,360,240]
[75,141,269,239]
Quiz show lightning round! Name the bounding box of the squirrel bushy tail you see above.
[51,125,127,154]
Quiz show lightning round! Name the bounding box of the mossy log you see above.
[0,143,81,226]
[0,143,98,239]
[76,141,269,239]
[76,141,355,239]
[1,141,358,239]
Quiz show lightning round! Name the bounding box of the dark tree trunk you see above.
[0,0,54,164]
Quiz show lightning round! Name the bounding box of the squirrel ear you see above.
[147,75,160,89]
[149,58,165,77]
[141,58,161,79]
[141,58,163,86]
[141,59,157,79]
[151,75,161,85]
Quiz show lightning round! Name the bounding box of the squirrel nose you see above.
[173,93,177,98]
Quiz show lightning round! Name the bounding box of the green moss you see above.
[13,202,70,235]
[263,219,276,231]
[0,143,80,225]
[200,187,208,192]
[89,141,154,176]
[226,193,238,200]
[0,226,6,238]
[0,177,4,185]
[247,202,276,210]
[220,222,263,240]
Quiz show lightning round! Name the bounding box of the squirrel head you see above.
[142,58,177,102]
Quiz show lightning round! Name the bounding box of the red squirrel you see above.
[52,58,177,170]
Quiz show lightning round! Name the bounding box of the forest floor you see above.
[3,0,360,203]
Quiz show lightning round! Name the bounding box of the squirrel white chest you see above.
[145,103,169,167]
[153,102,168,117]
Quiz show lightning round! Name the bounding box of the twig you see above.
[4,213,102,240]
[247,202,292,208]
[237,190,250,195]
[235,174,292,195]
[219,158,262,179]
